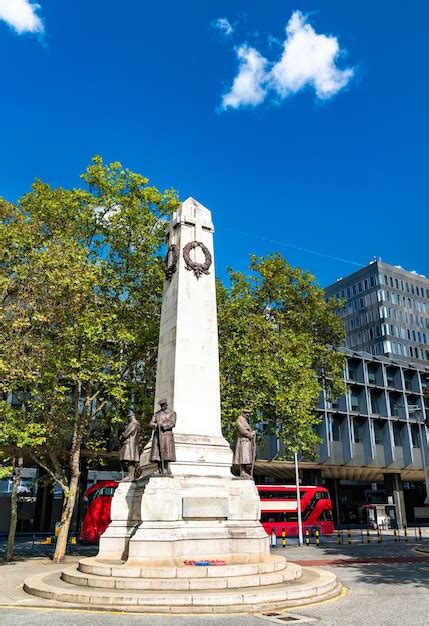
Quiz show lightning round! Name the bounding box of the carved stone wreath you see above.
[183,241,212,279]
[164,244,178,280]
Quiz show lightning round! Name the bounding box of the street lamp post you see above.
[294,452,304,546]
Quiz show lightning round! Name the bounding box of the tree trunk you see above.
[6,455,23,562]
[52,447,81,563]
[53,382,84,563]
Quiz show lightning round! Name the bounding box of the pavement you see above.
[0,541,429,625]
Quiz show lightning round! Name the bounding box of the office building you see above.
[256,348,429,527]
[325,260,429,365]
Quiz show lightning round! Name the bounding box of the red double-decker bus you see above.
[79,480,118,543]
[257,485,334,537]
[80,481,334,543]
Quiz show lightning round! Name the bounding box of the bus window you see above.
[258,490,306,499]
[318,510,333,521]
[314,491,329,500]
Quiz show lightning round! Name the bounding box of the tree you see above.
[0,157,179,562]
[0,404,45,561]
[217,254,345,457]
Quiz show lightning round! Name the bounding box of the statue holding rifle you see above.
[233,408,256,479]
[149,399,176,475]
[119,410,141,482]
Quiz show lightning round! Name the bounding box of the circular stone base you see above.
[23,558,342,613]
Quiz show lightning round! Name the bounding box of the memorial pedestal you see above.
[99,472,269,564]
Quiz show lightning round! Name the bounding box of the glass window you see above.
[261,512,298,522]
[318,510,333,521]
[370,390,380,413]
[314,491,330,500]
[392,423,402,446]
[353,419,362,443]
[258,490,306,500]
[373,421,384,444]
[331,417,341,441]
[403,372,413,391]
[411,427,420,448]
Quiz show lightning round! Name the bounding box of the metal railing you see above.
[0,532,98,557]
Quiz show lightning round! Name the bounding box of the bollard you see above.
[377,528,381,544]
[419,527,422,541]
[305,529,310,546]
[315,529,320,547]
[366,528,371,544]
[404,526,408,543]
[270,529,277,548]
[337,529,342,545]
[393,528,398,543]
[281,528,286,548]
[347,529,352,545]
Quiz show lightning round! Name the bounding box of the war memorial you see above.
[23,198,341,613]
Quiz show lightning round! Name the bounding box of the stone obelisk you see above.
[144,197,232,475]
[99,197,269,564]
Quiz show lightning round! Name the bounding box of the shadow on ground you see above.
[276,539,429,588]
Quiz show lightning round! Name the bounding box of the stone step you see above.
[24,565,341,613]
[62,562,302,591]
[78,555,288,578]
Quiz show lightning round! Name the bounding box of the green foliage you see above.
[217,254,346,457]
[0,155,180,488]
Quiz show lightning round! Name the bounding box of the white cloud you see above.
[221,11,353,109]
[221,45,268,110]
[212,17,233,37]
[0,0,44,35]
[270,11,353,100]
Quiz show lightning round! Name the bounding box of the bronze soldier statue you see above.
[233,408,256,479]
[119,410,141,481]
[150,399,176,475]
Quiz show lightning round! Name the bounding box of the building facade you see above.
[325,260,429,365]
[256,348,429,527]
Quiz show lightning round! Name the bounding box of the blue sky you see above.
[1,1,428,287]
